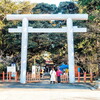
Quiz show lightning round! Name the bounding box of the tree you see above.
[0,0,36,70]
[77,0,100,75]
[1,0,98,73]
[57,1,79,14]
[32,3,57,14]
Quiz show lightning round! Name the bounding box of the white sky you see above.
[13,0,71,6]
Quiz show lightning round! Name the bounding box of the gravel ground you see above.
[0,88,100,100]
[0,80,100,100]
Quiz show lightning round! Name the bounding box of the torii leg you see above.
[67,18,75,83]
[20,18,28,84]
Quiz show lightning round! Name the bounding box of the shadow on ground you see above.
[0,81,94,90]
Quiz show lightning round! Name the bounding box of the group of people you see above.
[50,68,62,84]
[40,66,69,84]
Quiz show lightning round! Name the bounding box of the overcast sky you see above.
[13,0,71,6]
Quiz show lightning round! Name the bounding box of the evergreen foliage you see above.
[0,0,99,77]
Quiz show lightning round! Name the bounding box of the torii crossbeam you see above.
[6,14,88,84]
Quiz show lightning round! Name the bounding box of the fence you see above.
[26,72,40,83]
[0,72,18,82]
[0,71,94,83]
[77,72,93,83]
[61,74,69,83]
[60,72,93,83]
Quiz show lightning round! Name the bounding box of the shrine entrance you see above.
[6,14,88,84]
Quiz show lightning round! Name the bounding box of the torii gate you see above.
[6,14,88,84]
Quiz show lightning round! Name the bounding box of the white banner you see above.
[7,66,16,77]
[32,65,36,78]
[7,66,16,72]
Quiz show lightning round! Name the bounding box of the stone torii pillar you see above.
[20,18,28,84]
[6,14,88,84]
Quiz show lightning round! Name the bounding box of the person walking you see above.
[50,68,56,84]
[56,68,62,83]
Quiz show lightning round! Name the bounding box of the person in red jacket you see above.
[56,68,62,83]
